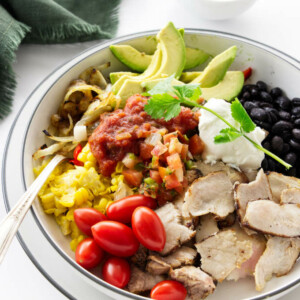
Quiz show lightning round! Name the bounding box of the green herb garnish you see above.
[144,76,291,170]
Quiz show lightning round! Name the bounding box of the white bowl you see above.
[190,0,258,20]
[3,29,300,299]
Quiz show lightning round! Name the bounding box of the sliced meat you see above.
[127,265,164,293]
[169,266,215,300]
[155,203,196,255]
[195,229,253,282]
[186,169,202,184]
[131,245,148,269]
[267,172,300,202]
[280,188,300,204]
[183,171,234,218]
[243,200,300,237]
[235,169,273,223]
[194,160,248,184]
[226,224,266,281]
[217,213,236,229]
[146,246,197,275]
[195,214,219,243]
[254,236,300,291]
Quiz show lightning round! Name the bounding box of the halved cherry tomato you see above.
[102,257,131,288]
[74,208,107,236]
[92,221,139,257]
[150,280,187,300]
[122,169,143,187]
[106,195,157,224]
[132,206,166,252]
[75,238,104,269]
[243,67,252,80]
[140,143,154,160]
[70,144,84,166]
[189,134,204,155]
[150,170,163,184]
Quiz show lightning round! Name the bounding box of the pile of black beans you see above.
[239,81,300,178]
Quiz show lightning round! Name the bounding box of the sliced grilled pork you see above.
[267,172,300,202]
[254,236,300,291]
[183,171,234,219]
[146,246,197,275]
[280,188,300,204]
[186,169,202,184]
[244,200,300,237]
[127,265,164,293]
[169,266,215,300]
[194,160,248,184]
[131,245,148,269]
[195,214,219,243]
[195,229,252,282]
[235,169,272,223]
[155,203,196,255]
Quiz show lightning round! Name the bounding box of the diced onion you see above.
[175,168,184,182]
[114,181,133,201]
[151,141,168,156]
[74,125,87,142]
[145,132,162,146]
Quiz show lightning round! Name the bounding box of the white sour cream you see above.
[199,98,266,171]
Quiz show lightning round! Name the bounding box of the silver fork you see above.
[0,154,66,264]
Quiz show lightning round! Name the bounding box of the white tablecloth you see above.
[1,0,299,299]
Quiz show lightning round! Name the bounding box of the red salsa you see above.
[89,94,198,176]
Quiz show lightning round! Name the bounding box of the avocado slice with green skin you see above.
[191,46,237,88]
[110,45,152,73]
[201,71,244,101]
[110,72,137,84]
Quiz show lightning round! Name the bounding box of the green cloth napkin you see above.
[0,0,120,119]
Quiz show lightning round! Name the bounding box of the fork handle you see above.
[0,155,65,264]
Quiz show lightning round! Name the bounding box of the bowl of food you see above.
[17,22,300,299]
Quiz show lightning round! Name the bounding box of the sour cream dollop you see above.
[199,98,266,171]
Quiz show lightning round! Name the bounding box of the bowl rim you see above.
[2,28,300,300]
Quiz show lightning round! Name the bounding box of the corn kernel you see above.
[84,161,94,169]
[74,187,89,205]
[77,152,87,162]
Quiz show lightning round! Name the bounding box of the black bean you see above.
[270,87,282,99]
[289,139,300,150]
[284,152,298,165]
[260,91,273,102]
[261,158,268,170]
[262,141,271,151]
[242,91,251,101]
[271,136,284,153]
[282,143,290,154]
[278,110,291,121]
[292,128,300,141]
[242,84,256,94]
[282,131,293,142]
[275,96,292,110]
[272,120,293,134]
[251,88,259,98]
[292,97,300,107]
[250,108,268,121]
[291,106,300,117]
[287,167,297,177]
[259,102,273,108]
[244,101,258,112]
[256,81,268,91]
[294,118,300,127]
[291,115,297,121]
[256,121,272,131]
[268,158,276,171]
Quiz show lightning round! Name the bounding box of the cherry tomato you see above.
[102,257,131,288]
[150,280,187,300]
[92,221,139,257]
[132,206,166,252]
[106,195,157,224]
[75,238,104,269]
[74,208,107,236]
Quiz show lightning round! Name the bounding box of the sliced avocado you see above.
[110,72,137,84]
[192,46,237,88]
[141,77,183,91]
[184,48,210,70]
[180,71,202,83]
[110,45,152,73]
[201,71,244,101]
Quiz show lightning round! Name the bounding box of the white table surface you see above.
[0,0,299,299]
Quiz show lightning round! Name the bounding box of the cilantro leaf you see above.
[231,98,256,133]
[173,84,202,100]
[147,74,175,95]
[144,93,181,121]
[214,128,242,144]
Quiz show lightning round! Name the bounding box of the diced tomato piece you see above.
[151,155,160,169]
[243,67,252,80]
[139,143,154,160]
[163,132,178,144]
[151,141,168,157]
[165,173,182,190]
[169,138,183,155]
[122,169,143,187]
[156,189,177,206]
[159,150,169,164]
[189,134,205,155]
[181,144,189,161]
[158,167,167,180]
[167,153,182,170]
[150,170,163,184]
